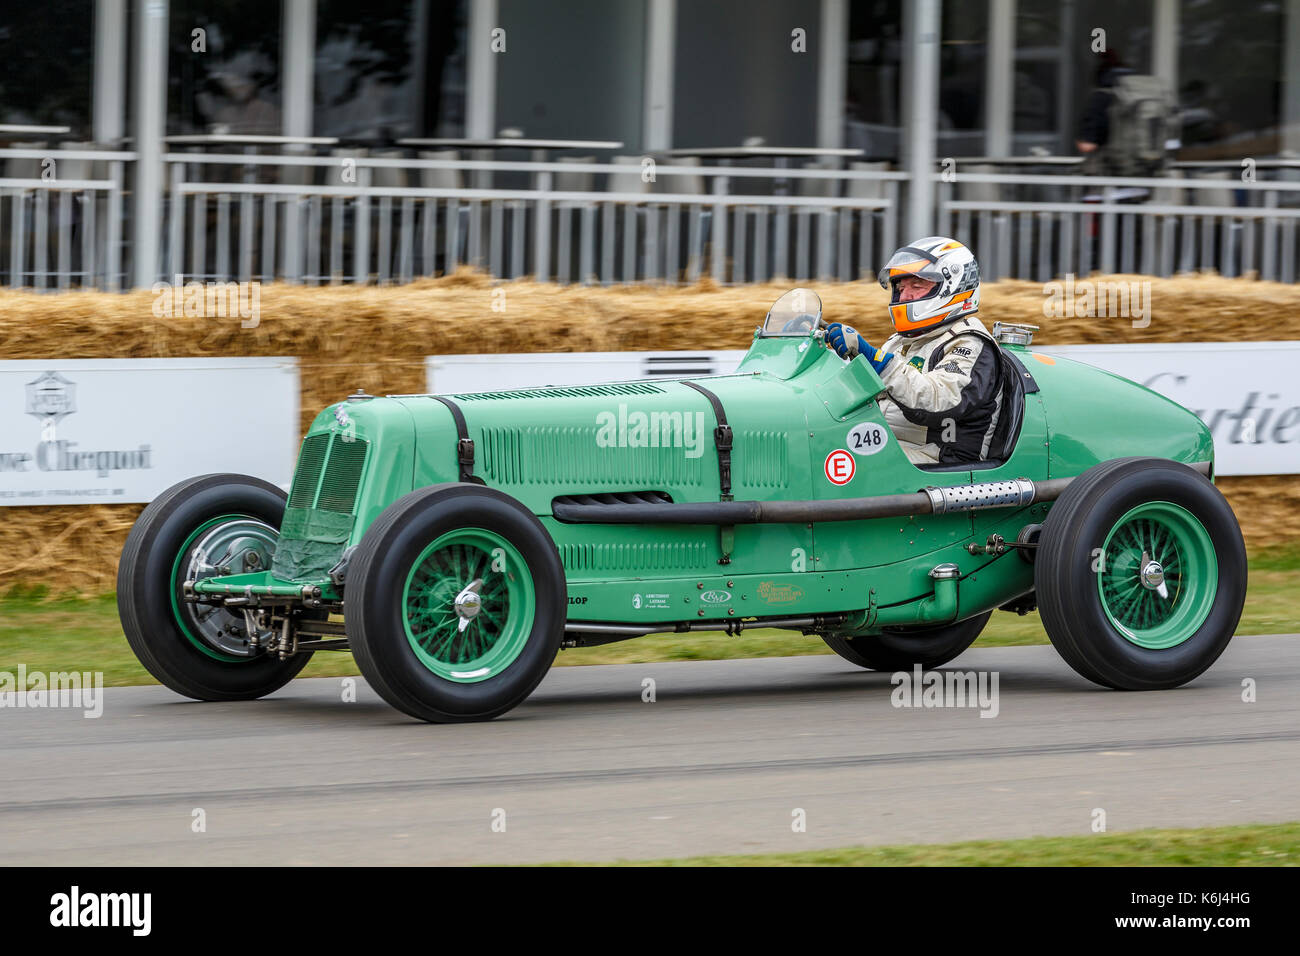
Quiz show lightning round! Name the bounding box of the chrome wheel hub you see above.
[182,519,278,656]
[453,578,484,634]
[1138,550,1169,600]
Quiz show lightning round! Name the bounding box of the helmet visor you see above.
[877,246,947,291]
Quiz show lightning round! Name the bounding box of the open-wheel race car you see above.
[118,289,1247,723]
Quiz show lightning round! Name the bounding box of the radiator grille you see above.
[317,435,368,513]
[273,431,370,582]
[287,434,330,509]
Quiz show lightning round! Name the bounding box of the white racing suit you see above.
[876,315,1005,465]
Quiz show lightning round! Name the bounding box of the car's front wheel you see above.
[346,484,566,723]
[117,474,314,700]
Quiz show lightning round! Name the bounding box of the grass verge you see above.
[549,821,1300,866]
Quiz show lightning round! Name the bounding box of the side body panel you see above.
[251,332,1216,630]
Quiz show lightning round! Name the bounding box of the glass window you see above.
[0,0,93,136]
[168,0,283,135]
[1177,0,1283,157]
[495,0,643,145]
[845,0,989,161]
[1012,0,1061,152]
[845,0,904,160]
[1013,0,1153,156]
[315,0,467,141]
[938,0,989,157]
[675,0,818,149]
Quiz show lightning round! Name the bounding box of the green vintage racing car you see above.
[118,289,1247,722]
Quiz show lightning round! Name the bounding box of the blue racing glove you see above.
[825,322,894,374]
[824,322,863,359]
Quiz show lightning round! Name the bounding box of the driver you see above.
[825,236,1004,466]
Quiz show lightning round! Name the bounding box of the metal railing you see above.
[161,153,904,286]
[936,170,1300,282]
[1,149,134,290]
[6,145,1300,290]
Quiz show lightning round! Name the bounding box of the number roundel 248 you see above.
[846,422,889,456]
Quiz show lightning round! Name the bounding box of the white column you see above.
[132,0,168,288]
[816,0,847,151]
[281,0,317,139]
[1283,0,1300,153]
[280,0,316,283]
[903,0,941,239]
[467,0,499,139]
[93,0,127,143]
[643,0,676,152]
[1153,0,1179,93]
[984,0,1015,156]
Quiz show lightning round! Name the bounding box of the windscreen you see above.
[761,288,823,336]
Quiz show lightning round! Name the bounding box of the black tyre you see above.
[117,474,314,701]
[822,611,991,670]
[1035,457,1246,690]
[347,483,565,723]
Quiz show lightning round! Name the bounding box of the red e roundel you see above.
[824,449,856,485]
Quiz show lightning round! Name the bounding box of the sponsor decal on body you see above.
[757,581,804,605]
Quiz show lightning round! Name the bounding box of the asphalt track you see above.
[3,635,1298,865]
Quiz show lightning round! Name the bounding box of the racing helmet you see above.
[878,236,980,336]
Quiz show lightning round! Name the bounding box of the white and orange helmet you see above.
[878,236,980,336]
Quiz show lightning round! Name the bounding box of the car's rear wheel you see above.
[1035,457,1246,689]
[346,484,565,723]
[822,612,991,671]
[117,474,314,701]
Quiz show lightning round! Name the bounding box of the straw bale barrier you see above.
[0,271,1296,594]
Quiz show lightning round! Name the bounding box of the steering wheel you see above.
[779,313,826,335]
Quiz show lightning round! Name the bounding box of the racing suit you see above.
[876,315,1004,465]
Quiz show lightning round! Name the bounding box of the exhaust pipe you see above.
[551,461,1211,526]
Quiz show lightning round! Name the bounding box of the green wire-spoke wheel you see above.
[348,484,566,723]
[1098,502,1216,650]
[402,529,536,682]
[1036,458,1246,690]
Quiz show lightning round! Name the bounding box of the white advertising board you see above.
[428,344,1300,476]
[0,358,299,506]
